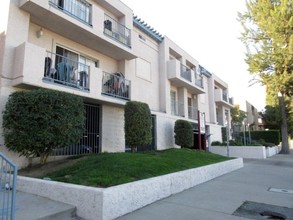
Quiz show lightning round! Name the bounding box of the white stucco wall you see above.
[208,123,223,143]
[101,105,125,152]
[155,112,180,150]
[130,28,160,112]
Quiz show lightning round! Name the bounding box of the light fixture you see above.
[37,28,43,38]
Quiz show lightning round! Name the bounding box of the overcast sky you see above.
[121,0,266,111]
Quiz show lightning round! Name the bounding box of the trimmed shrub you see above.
[174,120,193,148]
[211,141,222,146]
[124,101,152,152]
[2,89,85,164]
[240,130,280,145]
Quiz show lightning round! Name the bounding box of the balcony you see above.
[171,101,198,120]
[44,51,90,91]
[102,72,131,100]
[49,0,92,26]
[19,0,136,60]
[167,60,205,95]
[104,14,131,48]
[12,42,131,106]
[214,89,233,108]
[180,64,192,82]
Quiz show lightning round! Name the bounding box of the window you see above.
[139,34,146,41]
[53,46,93,89]
[53,0,92,25]
[225,109,229,126]
[136,58,151,81]
[170,91,177,115]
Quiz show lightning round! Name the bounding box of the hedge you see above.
[240,130,280,145]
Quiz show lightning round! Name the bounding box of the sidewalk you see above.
[117,151,293,220]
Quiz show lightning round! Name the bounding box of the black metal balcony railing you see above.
[104,14,131,48]
[229,98,233,105]
[43,51,90,91]
[49,0,92,25]
[180,64,192,82]
[102,72,130,100]
[223,93,228,102]
[195,78,203,88]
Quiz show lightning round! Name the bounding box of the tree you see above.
[262,105,281,130]
[231,105,247,125]
[230,105,247,140]
[174,120,193,148]
[262,104,293,136]
[124,101,152,152]
[239,0,293,154]
[2,89,85,164]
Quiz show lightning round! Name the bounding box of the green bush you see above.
[174,120,193,148]
[240,130,280,145]
[2,89,85,164]
[228,139,243,146]
[124,101,152,152]
[211,141,223,146]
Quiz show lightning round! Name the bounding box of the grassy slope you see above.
[44,148,230,187]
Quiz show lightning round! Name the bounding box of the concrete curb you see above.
[17,158,243,220]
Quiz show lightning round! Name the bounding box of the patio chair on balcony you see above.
[44,57,57,80]
[79,71,88,90]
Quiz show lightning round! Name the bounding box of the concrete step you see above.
[15,191,82,220]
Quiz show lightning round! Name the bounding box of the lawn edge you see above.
[17,158,243,220]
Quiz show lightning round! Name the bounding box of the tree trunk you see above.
[279,94,290,154]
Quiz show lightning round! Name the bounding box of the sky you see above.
[121,0,267,111]
[0,0,266,111]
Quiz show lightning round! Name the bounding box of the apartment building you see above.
[0,0,233,167]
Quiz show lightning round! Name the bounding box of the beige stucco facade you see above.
[0,0,234,168]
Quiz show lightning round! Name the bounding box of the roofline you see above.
[133,16,164,43]
[198,65,212,77]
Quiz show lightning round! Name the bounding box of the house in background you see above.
[231,99,265,142]
[0,0,234,168]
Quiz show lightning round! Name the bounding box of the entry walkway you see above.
[117,151,293,220]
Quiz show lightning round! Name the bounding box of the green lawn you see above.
[44,148,230,187]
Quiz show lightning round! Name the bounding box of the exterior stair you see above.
[14,191,85,220]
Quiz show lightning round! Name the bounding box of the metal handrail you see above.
[102,71,131,100]
[44,51,90,91]
[104,14,131,47]
[49,0,92,25]
[0,152,17,220]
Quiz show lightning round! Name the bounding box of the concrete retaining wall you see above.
[210,146,279,159]
[266,146,280,157]
[17,158,243,220]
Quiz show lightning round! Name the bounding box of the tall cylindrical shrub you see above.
[124,101,152,152]
[174,120,193,148]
